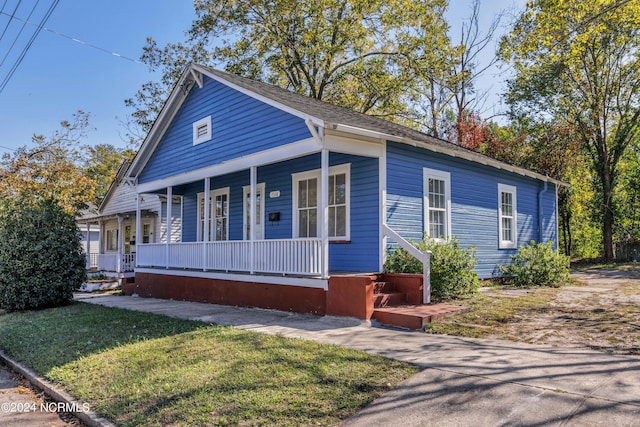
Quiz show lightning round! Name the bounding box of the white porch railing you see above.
[136,239,323,276]
[88,252,99,268]
[98,253,118,272]
[96,253,136,272]
[383,224,432,304]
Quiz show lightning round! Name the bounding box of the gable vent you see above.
[193,116,212,145]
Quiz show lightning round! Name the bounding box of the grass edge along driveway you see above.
[0,302,417,426]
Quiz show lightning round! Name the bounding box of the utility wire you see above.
[0,0,22,43]
[0,10,144,65]
[0,0,59,95]
[0,0,41,68]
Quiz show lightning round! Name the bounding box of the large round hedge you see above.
[0,199,86,310]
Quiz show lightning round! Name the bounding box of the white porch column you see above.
[98,220,103,255]
[250,166,257,274]
[136,194,141,268]
[379,153,387,271]
[116,215,123,273]
[166,186,173,269]
[203,177,210,270]
[320,147,329,279]
[85,222,91,269]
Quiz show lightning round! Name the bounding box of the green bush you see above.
[0,199,86,310]
[384,236,479,301]
[498,240,570,287]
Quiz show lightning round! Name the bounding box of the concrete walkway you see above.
[0,362,69,426]
[76,293,640,426]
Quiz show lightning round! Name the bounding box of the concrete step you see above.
[373,304,467,330]
[374,292,406,308]
[373,281,395,294]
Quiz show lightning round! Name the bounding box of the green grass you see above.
[0,303,417,426]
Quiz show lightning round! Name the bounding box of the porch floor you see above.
[373,304,467,330]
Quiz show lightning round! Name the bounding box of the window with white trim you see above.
[106,229,118,252]
[197,187,230,241]
[423,168,451,240]
[292,164,350,240]
[498,183,517,249]
[192,116,212,145]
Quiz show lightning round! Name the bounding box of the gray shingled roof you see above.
[200,65,553,180]
[129,64,565,186]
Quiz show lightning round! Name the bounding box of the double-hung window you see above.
[498,183,517,248]
[292,164,350,240]
[423,168,451,240]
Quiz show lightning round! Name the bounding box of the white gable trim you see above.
[128,69,197,180]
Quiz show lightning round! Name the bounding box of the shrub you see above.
[0,199,86,310]
[384,236,479,301]
[498,240,570,287]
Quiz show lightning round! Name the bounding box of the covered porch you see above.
[78,209,157,277]
[133,140,383,280]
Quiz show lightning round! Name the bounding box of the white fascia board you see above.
[128,67,196,181]
[193,64,325,128]
[332,123,567,187]
[137,138,319,193]
[135,267,329,290]
[323,133,384,158]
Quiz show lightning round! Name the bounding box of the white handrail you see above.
[383,224,432,304]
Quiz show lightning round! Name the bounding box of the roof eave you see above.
[330,123,568,187]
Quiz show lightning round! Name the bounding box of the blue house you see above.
[123,64,564,320]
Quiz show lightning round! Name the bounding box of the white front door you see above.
[244,183,265,240]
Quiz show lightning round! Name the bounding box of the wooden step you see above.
[373,304,467,330]
[374,292,406,308]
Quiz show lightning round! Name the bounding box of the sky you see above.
[0,0,524,157]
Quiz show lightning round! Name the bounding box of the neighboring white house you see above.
[77,161,181,279]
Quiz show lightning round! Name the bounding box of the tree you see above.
[84,144,136,205]
[500,0,640,260]
[0,111,95,214]
[127,0,452,139]
[449,0,501,144]
[0,199,86,310]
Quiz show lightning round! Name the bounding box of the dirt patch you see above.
[427,268,640,355]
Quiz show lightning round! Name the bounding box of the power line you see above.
[0,10,144,65]
[0,0,22,43]
[0,0,41,68]
[0,0,59,95]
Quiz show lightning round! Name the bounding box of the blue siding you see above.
[174,153,379,272]
[386,141,558,278]
[139,77,310,184]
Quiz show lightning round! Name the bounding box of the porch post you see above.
[203,177,210,270]
[136,194,141,268]
[166,186,173,269]
[116,215,123,273]
[250,166,257,274]
[320,147,329,279]
[379,153,387,271]
[98,220,103,271]
[85,222,91,269]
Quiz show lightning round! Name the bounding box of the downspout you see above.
[539,179,548,242]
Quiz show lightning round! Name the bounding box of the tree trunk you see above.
[600,166,615,261]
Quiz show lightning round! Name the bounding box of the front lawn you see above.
[0,303,417,426]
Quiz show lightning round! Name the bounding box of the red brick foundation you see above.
[125,273,327,315]
[123,272,381,319]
